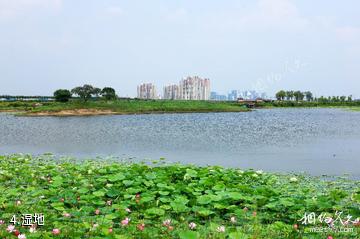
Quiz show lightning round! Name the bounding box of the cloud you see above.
[257,0,298,18]
[164,8,189,24]
[336,26,360,43]
[240,0,309,30]
[104,6,123,16]
[197,0,309,33]
[0,0,62,19]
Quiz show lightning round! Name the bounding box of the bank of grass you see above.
[347,107,360,111]
[0,99,249,116]
[259,101,360,109]
[2,100,360,116]
[0,154,359,238]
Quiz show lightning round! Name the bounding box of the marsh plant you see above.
[0,155,359,238]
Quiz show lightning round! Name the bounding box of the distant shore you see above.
[1,99,360,116]
[0,99,250,116]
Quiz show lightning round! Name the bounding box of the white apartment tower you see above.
[163,85,179,100]
[137,83,157,99]
[179,76,210,100]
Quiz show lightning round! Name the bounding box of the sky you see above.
[0,0,359,98]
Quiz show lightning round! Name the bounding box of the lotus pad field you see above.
[0,155,359,238]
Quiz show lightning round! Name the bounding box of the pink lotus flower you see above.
[189,222,196,230]
[52,228,60,235]
[293,224,298,230]
[18,234,26,239]
[121,217,130,226]
[168,226,174,231]
[163,219,171,227]
[95,209,100,215]
[108,228,113,233]
[7,224,15,232]
[63,213,71,218]
[137,223,145,231]
[243,207,248,212]
[92,223,99,228]
[252,211,257,217]
[0,220,4,225]
[125,208,132,213]
[327,236,333,239]
[230,216,237,223]
[217,225,225,233]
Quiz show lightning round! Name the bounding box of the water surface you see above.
[1,108,359,176]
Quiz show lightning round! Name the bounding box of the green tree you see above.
[293,91,304,101]
[331,96,338,102]
[71,84,98,101]
[285,91,294,101]
[101,87,117,100]
[93,88,102,98]
[53,89,71,102]
[275,90,286,101]
[318,96,327,103]
[347,95,353,102]
[304,91,313,102]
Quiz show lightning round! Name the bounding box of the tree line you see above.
[275,90,353,102]
[54,85,117,102]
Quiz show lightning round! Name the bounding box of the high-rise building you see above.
[137,83,157,99]
[210,90,267,101]
[227,90,238,101]
[211,91,227,101]
[210,92,217,100]
[237,90,267,100]
[178,76,210,100]
[163,85,179,100]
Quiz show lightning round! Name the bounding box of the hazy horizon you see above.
[0,0,359,98]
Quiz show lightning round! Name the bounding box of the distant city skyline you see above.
[211,90,268,101]
[137,83,158,99]
[0,78,357,100]
[0,1,359,98]
[138,76,210,100]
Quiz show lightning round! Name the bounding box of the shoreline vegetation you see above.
[1,86,359,116]
[0,154,359,238]
[0,100,250,116]
[1,99,360,116]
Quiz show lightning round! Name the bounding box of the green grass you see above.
[0,100,249,115]
[347,107,360,111]
[2,100,360,116]
[260,101,360,108]
[0,154,359,238]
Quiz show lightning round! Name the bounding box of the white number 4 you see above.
[10,215,17,225]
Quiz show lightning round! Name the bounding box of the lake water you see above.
[1,108,360,176]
